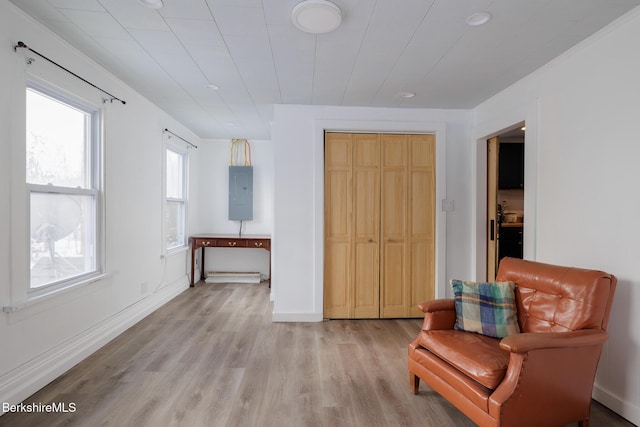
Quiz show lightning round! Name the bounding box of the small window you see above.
[165,146,187,251]
[26,85,101,289]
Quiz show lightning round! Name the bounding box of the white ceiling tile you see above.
[10,0,71,21]
[158,0,212,19]
[101,0,169,31]
[59,9,130,39]
[48,0,104,11]
[128,29,184,56]
[210,4,267,37]
[165,18,224,47]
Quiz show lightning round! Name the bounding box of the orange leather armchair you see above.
[408,258,617,427]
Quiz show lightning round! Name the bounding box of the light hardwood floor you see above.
[1,282,634,427]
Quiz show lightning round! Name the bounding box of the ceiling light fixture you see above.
[466,12,491,26]
[398,91,416,99]
[205,83,220,90]
[138,0,164,9]
[291,0,342,34]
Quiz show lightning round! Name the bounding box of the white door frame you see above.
[471,100,539,280]
[312,119,448,316]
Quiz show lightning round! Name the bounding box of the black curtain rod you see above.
[164,128,198,149]
[14,41,126,105]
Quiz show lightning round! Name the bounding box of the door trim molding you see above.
[471,98,539,280]
[312,120,447,317]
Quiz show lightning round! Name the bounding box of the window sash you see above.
[29,188,98,289]
[25,83,102,291]
[164,146,187,252]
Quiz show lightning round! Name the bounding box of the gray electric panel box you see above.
[228,166,253,220]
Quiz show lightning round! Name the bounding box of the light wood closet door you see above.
[324,133,352,318]
[324,132,434,319]
[406,134,436,318]
[324,133,380,318]
[379,134,435,318]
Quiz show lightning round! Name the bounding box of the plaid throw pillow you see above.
[451,280,520,339]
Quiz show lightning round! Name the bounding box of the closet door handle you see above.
[490,220,495,241]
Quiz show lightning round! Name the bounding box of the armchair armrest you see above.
[499,329,608,353]
[489,329,609,421]
[418,299,456,331]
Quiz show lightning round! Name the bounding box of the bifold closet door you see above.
[379,134,435,318]
[324,132,434,319]
[324,133,380,319]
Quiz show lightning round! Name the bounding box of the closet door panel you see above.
[380,242,406,318]
[354,242,379,318]
[324,242,351,318]
[353,134,380,318]
[324,133,353,318]
[409,242,435,317]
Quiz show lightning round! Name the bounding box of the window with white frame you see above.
[165,146,187,251]
[26,83,102,290]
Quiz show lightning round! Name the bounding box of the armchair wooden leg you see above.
[578,420,589,427]
[410,372,420,394]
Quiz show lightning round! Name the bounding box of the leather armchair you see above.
[408,257,617,427]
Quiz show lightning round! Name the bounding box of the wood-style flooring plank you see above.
[0,282,634,427]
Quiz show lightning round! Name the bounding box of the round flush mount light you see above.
[466,12,491,26]
[291,0,343,34]
[138,0,164,9]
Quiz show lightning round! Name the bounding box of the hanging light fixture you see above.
[291,0,343,34]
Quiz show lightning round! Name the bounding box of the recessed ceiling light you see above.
[138,0,164,9]
[466,12,491,26]
[291,0,342,34]
[398,92,416,99]
[205,83,220,90]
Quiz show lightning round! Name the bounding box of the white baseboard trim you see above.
[593,384,640,426]
[271,310,323,322]
[0,277,188,411]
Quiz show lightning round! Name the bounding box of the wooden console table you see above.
[190,234,271,287]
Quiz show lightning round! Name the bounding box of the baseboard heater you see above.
[205,271,262,284]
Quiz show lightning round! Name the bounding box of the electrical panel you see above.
[228,166,253,220]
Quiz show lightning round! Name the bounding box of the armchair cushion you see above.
[452,280,520,339]
[418,330,509,389]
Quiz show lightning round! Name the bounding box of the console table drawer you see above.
[246,239,270,250]
[218,239,247,248]
[194,238,216,249]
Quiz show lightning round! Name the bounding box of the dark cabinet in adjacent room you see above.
[499,226,523,260]
[498,143,524,189]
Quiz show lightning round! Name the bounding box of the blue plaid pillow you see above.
[451,280,520,339]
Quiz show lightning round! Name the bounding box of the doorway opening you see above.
[487,123,525,281]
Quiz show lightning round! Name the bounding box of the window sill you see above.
[165,245,188,257]
[3,272,112,314]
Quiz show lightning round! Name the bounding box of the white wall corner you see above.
[271,309,323,323]
[593,384,640,426]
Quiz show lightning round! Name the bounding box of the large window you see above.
[26,84,101,289]
[165,146,187,251]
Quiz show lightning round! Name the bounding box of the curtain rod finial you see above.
[14,41,27,51]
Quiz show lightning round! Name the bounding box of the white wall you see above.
[271,105,472,321]
[193,139,273,279]
[0,3,199,407]
[472,7,640,424]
